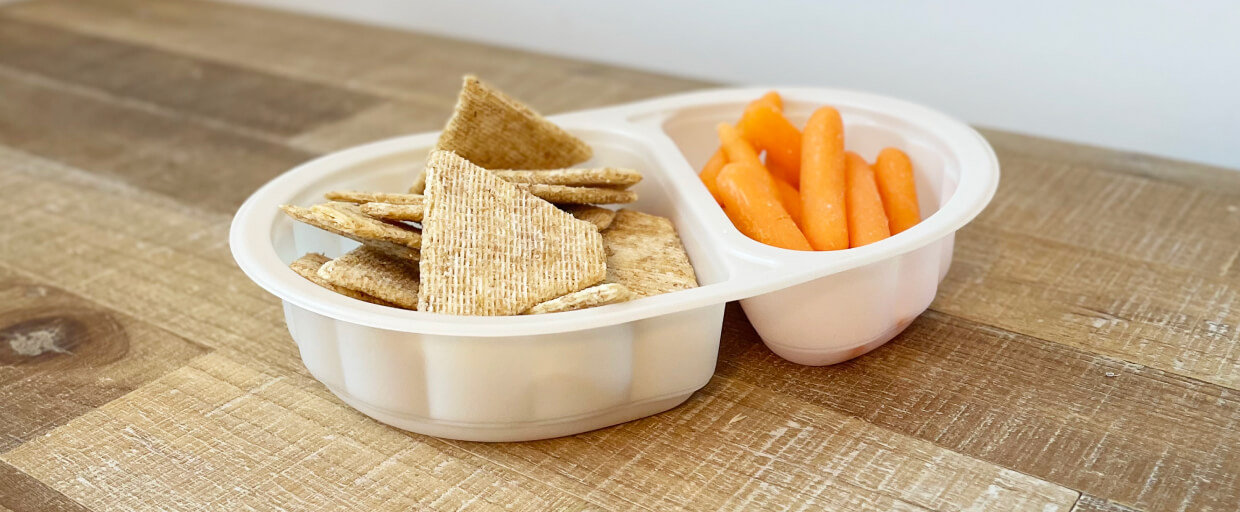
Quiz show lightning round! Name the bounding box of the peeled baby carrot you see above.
[699,150,728,204]
[773,177,802,226]
[800,107,849,250]
[717,123,765,168]
[717,163,811,251]
[698,92,781,201]
[873,147,921,234]
[844,152,891,247]
[754,90,783,112]
[740,105,802,187]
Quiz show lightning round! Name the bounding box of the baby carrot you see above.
[740,105,802,187]
[717,123,764,168]
[698,92,781,202]
[754,90,783,112]
[773,177,803,226]
[844,152,891,247]
[873,147,921,234]
[717,163,811,251]
[698,150,727,204]
[800,107,849,250]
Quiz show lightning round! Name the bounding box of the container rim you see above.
[229,86,999,337]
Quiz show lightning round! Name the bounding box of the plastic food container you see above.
[230,87,999,442]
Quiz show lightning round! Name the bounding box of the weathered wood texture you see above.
[0,0,1236,510]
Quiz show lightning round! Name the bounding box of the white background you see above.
[224,0,1240,170]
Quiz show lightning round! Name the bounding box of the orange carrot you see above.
[698,92,781,202]
[844,152,891,247]
[800,107,849,250]
[773,177,802,226]
[717,163,811,251]
[873,147,921,234]
[717,123,764,169]
[698,150,727,204]
[754,91,783,112]
[740,105,802,187]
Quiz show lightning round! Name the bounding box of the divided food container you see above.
[230,87,999,441]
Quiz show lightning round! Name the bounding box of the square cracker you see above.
[525,283,632,314]
[602,209,699,298]
[289,253,397,307]
[418,150,606,316]
[410,75,592,193]
[318,246,420,309]
[281,202,421,260]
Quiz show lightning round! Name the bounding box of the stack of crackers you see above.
[283,76,698,315]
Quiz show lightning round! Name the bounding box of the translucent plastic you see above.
[230,87,999,441]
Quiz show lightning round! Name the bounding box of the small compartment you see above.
[634,88,998,365]
[658,99,959,228]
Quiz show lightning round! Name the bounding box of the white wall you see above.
[229,0,1240,170]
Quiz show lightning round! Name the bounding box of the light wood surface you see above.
[0,1,1237,510]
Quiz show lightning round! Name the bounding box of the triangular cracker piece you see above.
[561,205,617,230]
[418,151,606,315]
[280,203,421,260]
[492,168,641,189]
[525,283,632,314]
[325,190,424,205]
[318,246,420,309]
[289,253,398,307]
[512,184,636,205]
[410,76,592,193]
[602,209,699,298]
[361,202,424,222]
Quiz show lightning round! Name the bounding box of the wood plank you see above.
[0,354,602,511]
[455,376,1077,511]
[0,353,1077,511]
[0,461,89,512]
[975,153,1240,279]
[1,0,705,113]
[937,225,1240,389]
[716,308,1240,511]
[0,267,209,451]
[0,146,300,376]
[0,17,380,137]
[982,128,1240,193]
[287,100,454,154]
[0,68,315,214]
[1071,494,1142,512]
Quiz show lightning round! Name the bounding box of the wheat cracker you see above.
[602,209,698,298]
[318,246,420,309]
[288,253,397,306]
[418,151,605,315]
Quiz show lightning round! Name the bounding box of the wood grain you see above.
[0,147,298,375]
[975,153,1240,279]
[0,17,380,137]
[717,309,1240,511]
[0,461,88,512]
[1,0,705,112]
[1071,495,1143,512]
[0,268,209,451]
[937,225,1240,389]
[981,129,1240,195]
[288,100,454,154]
[0,68,315,214]
[0,0,1236,510]
[1,354,1077,512]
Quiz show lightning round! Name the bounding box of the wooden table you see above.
[1,1,1237,510]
